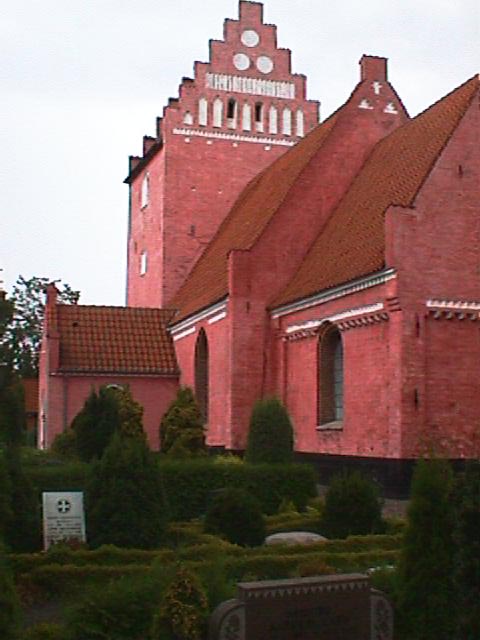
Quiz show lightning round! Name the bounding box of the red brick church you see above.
[40,1,479,491]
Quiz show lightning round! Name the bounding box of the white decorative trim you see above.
[205,73,295,99]
[426,299,480,311]
[384,102,398,114]
[172,327,196,342]
[170,301,227,335]
[359,99,374,110]
[271,269,397,319]
[286,303,384,334]
[208,311,227,325]
[172,127,295,147]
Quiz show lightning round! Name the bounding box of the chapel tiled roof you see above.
[170,106,342,322]
[56,305,179,375]
[273,74,479,309]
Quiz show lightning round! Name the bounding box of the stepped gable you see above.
[273,74,480,309]
[125,0,319,183]
[56,305,178,375]
[170,106,342,323]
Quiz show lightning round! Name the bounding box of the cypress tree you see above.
[0,541,20,640]
[87,432,167,549]
[159,387,206,456]
[72,387,121,462]
[397,458,455,640]
[453,461,480,639]
[245,396,294,464]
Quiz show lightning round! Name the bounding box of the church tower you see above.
[125,1,319,308]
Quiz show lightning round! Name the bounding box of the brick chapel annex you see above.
[40,1,480,492]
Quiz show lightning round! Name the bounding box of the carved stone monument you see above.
[209,573,393,640]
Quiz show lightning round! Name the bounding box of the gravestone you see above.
[42,491,86,550]
[209,573,393,640]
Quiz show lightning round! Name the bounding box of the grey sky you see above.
[1,0,478,305]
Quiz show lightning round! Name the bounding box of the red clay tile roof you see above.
[170,106,342,322]
[56,305,178,375]
[273,75,479,309]
[22,378,39,414]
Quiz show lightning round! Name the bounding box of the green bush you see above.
[453,461,480,639]
[23,623,67,640]
[159,387,206,457]
[71,387,121,462]
[151,566,208,640]
[204,488,266,547]
[245,396,293,464]
[66,573,167,640]
[0,543,20,640]
[87,433,168,549]
[50,429,78,460]
[396,458,455,640]
[160,459,316,519]
[320,471,384,539]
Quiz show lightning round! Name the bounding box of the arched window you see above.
[282,108,292,136]
[195,329,209,423]
[227,98,237,129]
[242,103,252,131]
[213,98,223,128]
[141,172,149,208]
[183,111,193,125]
[255,102,264,132]
[318,325,344,424]
[269,105,278,134]
[198,98,208,126]
[296,110,304,137]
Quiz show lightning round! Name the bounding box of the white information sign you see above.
[42,491,86,550]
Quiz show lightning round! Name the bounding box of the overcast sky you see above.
[1,0,478,305]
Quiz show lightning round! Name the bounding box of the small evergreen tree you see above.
[71,387,121,462]
[5,447,40,552]
[0,453,12,542]
[0,541,20,640]
[396,458,455,640]
[151,566,208,640]
[204,488,266,547]
[245,396,294,464]
[453,461,480,639]
[159,387,206,457]
[321,470,384,538]
[87,432,167,549]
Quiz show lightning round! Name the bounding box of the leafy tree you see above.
[204,487,266,547]
[453,461,480,639]
[159,387,206,457]
[151,566,208,640]
[396,458,455,640]
[87,432,167,549]
[0,453,13,541]
[2,275,79,376]
[0,541,20,640]
[245,396,294,464]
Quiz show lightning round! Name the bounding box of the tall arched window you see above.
[318,325,344,424]
[213,98,223,128]
[198,98,208,126]
[195,329,209,423]
[255,102,264,132]
[269,105,278,134]
[227,98,237,129]
[282,108,292,136]
[296,109,304,137]
[242,103,252,131]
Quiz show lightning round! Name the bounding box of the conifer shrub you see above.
[245,396,294,464]
[396,458,455,640]
[50,428,78,460]
[159,387,206,457]
[23,623,67,640]
[452,460,480,639]
[321,470,384,539]
[0,542,20,640]
[87,432,168,549]
[204,487,266,547]
[151,566,208,640]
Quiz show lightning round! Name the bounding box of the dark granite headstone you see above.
[209,573,393,640]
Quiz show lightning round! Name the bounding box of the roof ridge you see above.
[271,73,479,309]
